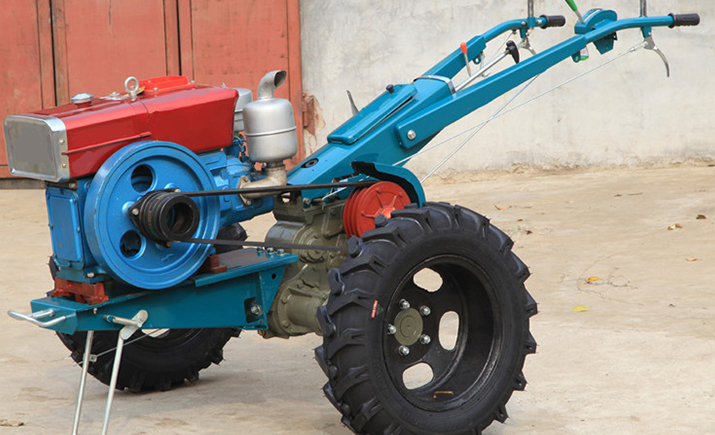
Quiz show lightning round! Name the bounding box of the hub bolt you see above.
[419,334,431,345]
[399,299,410,310]
[131,208,139,216]
[387,324,397,335]
[398,345,410,356]
[419,305,431,316]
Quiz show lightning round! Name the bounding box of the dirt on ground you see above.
[0,165,713,435]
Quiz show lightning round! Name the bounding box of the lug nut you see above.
[419,305,431,316]
[419,334,431,345]
[399,299,410,310]
[131,208,139,216]
[250,305,263,316]
[387,324,397,335]
[398,345,410,356]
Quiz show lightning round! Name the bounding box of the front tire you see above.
[315,203,537,435]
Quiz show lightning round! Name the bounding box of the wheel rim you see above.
[382,254,502,411]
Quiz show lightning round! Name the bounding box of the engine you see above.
[3,73,297,290]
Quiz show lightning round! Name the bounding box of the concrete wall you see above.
[299,0,714,177]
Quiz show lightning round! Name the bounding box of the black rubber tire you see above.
[315,202,537,435]
[57,327,239,392]
[50,222,244,392]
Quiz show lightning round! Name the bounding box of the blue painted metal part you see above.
[30,249,298,334]
[395,15,677,146]
[84,141,221,289]
[291,14,677,204]
[199,142,274,224]
[329,85,417,145]
[289,78,451,202]
[575,9,619,54]
[49,140,271,288]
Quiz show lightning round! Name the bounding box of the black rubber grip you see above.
[668,13,700,28]
[540,14,567,28]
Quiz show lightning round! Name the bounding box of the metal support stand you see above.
[72,330,94,435]
[69,310,148,435]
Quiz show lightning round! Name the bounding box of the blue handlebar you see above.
[398,13,692,146]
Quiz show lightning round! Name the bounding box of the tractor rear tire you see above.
[57,327,239,392]
[315,202,537,435]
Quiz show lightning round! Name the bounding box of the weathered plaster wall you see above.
[300,0,713,177]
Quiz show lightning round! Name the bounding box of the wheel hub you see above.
[393,308,423,346]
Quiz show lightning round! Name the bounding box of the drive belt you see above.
[183,237,348,253]
[182,180,377,197]
[164,179,370,253]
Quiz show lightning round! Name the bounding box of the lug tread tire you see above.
[315,203,537,435]
[57,327,238,392]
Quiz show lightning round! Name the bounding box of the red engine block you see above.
[35,76,237,179]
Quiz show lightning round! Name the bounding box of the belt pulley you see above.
[131,180,376,253]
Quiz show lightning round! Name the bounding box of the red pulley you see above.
[343,181,410,237]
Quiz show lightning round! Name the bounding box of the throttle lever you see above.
[643,35,670,78]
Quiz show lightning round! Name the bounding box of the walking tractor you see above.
[3,1,699,434]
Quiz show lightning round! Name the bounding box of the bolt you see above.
[407,130,417,140]
[387,324,397,335]
[86,272,95,279]
[131,208,139,216]
[250,304,263,316]
[303,198,311,206]
[399,299,410,310]
[419,305,431,316]
[419,334,431,345]
[277,249,285,254]
[398,345,410,356]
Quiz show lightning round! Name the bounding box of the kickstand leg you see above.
[72,330,94,435]
[100,332,125,435]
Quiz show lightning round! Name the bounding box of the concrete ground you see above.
[0,165,713,435]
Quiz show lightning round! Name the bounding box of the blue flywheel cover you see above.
[84,141,220,289]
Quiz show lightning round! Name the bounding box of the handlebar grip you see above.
[540,14,567,28]
[668,13,700,28]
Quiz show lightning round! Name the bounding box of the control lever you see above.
[455,40,524,91]
[460,42,474,76]
[563,0,584,23]
[519,36,538,56]
[639,0,670,78]
[643,35,670,78]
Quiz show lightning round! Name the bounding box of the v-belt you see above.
[183,237,349,253]
[181,180,377,197]
[174,180,377,253]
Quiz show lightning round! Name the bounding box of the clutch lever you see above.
[643,35,670,77]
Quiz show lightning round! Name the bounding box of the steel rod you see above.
[71,330,94,435]
[101,334,125,435]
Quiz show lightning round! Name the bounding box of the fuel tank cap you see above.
[71,93,94,104]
